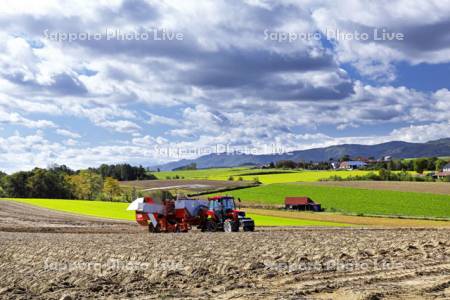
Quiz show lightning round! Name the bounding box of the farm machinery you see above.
[127,191,254,233]
[203,196,255,232]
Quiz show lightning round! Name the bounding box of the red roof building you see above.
[285,197,322,211]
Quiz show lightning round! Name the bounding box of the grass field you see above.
[210,183,450,219]
[0,198,348,227]
[223,170,375,184]
[3,198,136,220]
[154,168,378,183]
[154,167,252,180]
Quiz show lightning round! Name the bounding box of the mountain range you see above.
[155,138,450,171]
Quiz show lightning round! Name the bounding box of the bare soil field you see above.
[120,179,255,192]
[307,181,450,195]
[1,202,450,299]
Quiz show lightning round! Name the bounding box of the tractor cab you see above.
[204,196,255,232]
[208,196,235,212]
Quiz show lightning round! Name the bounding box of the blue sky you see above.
[1,0,450,173]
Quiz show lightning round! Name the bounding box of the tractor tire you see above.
[148,223,160,233]
[206,220,218,232]
[224,219,239,232]
[224,220,233,233]
[232,221,240,232]
[243,224,254,232]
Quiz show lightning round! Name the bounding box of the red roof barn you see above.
[285,197,322,211]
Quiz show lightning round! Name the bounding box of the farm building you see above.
[443,163,450,172]
[434,163,450,179]
[339,161,367,170]
[285,197,322,211]
[435,171,450,179]
[331,162,340,169]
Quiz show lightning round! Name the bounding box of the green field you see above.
[4,198,136,220]
[246,213,348,227]
[221,170,375,184]
[211,183,450,219]
[0,198,348,227]
[154,167,252,180]
[154,167,377,184]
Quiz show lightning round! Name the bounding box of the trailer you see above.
[127,195,208,232]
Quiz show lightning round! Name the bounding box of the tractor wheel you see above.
[224,219,239,232]
[224,220,233,233]
[232,221,240,232]
[148,223,160,233]
[206,220,218,232]
[243,224,254,232]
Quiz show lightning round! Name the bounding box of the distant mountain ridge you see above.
[154,138,450,171]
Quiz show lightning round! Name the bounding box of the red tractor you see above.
[202,196,255,232]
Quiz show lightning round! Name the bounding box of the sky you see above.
[1,0,450,173]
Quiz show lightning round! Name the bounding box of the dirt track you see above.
[1,202,450,299]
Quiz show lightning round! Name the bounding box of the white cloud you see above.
[56,128,81,138]
[99,119,141,133]
[146,112,179,127]
[389,122,450,143]
[311,0,450,80]
[63,138,78,146]
[132,134,168,146]
[0,108,56,129]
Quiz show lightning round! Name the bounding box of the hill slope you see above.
[155,138,450,170]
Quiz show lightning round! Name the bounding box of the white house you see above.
[443,163,450,172]
[339,161,367,170]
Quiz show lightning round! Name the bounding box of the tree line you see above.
[365,157,448,173]
[0,164,155,201]
[323,169,450,182]
[93,164,156,181]
[265,157,449,173]
[267,160,331,170]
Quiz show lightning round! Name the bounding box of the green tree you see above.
[378,168,392,180]
[27,168,72,198]
[131,187,137,201]
[68,170,103,200]
[102,177,122,201]
[275,160,297,169]
[340,155,351,162]
[3,171,32,197]
[413,158,428,174]
[435,159,448,171]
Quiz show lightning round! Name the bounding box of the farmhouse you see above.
[443,163,450,172]
[339,161,367,170]
[435,163,450,179]
[285,197,321,211]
